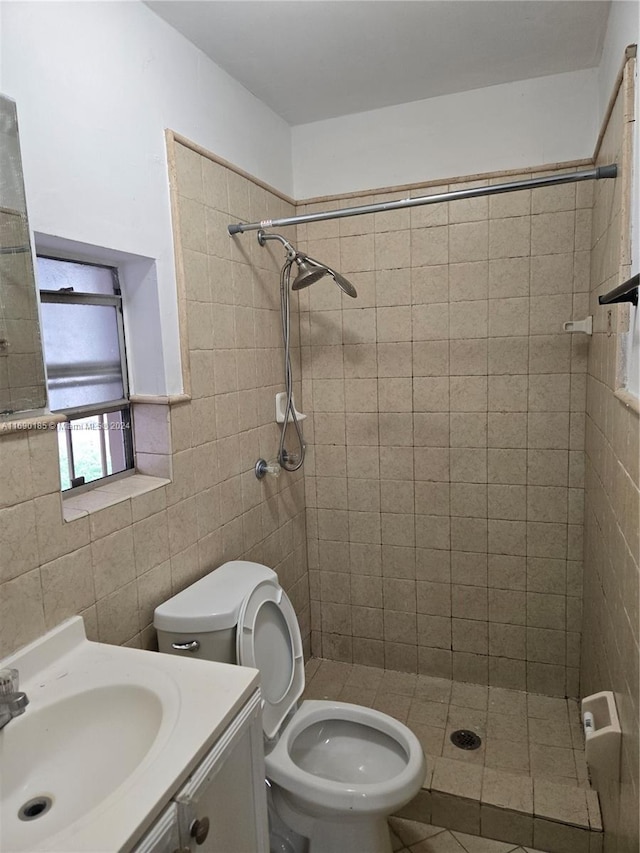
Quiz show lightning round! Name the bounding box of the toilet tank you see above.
[154,561,277,663]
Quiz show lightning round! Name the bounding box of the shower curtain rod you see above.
[228,165,617,235]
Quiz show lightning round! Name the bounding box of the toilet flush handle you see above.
[171,640,200,653]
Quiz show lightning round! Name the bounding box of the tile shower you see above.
[299,173,591,698]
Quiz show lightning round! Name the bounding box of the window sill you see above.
[62,473,170,521]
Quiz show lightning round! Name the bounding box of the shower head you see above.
[257,230,357,298]
[291,255,327,290]
[292,253,357,298]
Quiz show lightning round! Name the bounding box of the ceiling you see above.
[146,0,611,125]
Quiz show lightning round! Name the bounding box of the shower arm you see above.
[257,229,296,260]
[229,165,617,235]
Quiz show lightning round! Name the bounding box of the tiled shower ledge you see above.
[304,659,603,853]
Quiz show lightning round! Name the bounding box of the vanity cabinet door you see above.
[130,803,181,853]
[175,690,269,853]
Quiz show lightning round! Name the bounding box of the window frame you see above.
[37,254,135,491]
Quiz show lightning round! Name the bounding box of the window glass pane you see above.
[41,302,124,410]
[58,410,131,490]
[57,426,71,491]
[66,415,104,485]
[37,256,116,295]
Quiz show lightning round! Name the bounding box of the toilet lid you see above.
[236,580,305,740]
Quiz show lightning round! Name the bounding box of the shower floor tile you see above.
[303,659,588,786]
[302,659,602,853]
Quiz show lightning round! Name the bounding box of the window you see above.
[37,255,134,491]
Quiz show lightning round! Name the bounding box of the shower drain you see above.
[450,729,482,750]
[18,796,53,821]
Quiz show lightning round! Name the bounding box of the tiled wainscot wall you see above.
[0,139,310,660]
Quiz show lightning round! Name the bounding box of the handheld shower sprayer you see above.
[255,230,357,473]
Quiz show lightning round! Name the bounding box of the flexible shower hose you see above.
[277,258,305,472]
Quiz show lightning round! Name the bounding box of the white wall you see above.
[597,1,639,123]
[0,1,292,395]
[291,68,598,199]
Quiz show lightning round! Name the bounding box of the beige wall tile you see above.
[449,221,488,263]
[488,413,527,448]
[412,303,450,341]
[0,569,46,657]
[449,414,487,448]
[0,433,34,507]
[414,412,449,446]
[377,342,412,377]
[489,216,531,259]
[531,210,576,256]
[379,413,413,446]
[450,378,488,413]
[412,264,449,304]
[488,297,529,337]
[412,341,449,376]
[341,234,375,272]
[488,449,527,485]
[488,257,530,299]
[412,226,448,267]
[488,337,529,375]
[488,484,527,520]
[413,377,450,412]
[449,261,488,302]
[375,230,410,270]
[41,545,95,629]
[35,492,91,565]
[489,375,529,412]
[0,499,39,582]
[450,301,488,339]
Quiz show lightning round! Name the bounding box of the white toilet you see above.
[154,561,426,853]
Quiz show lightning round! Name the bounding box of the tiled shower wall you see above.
[0,140,310,659]
[300,170,593,697]
[582,58,639,853]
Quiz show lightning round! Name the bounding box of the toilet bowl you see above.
[266,700,425,852]
[154,561,426,853]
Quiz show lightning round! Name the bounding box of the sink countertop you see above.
[0,617,260,853]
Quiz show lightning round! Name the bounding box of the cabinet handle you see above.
[171,640,200,652]
[190,817,210,845]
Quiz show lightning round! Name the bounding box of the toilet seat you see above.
[236,579,425,815]
[236,579,304,740]
[265,699,426,814]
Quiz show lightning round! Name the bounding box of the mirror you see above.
[0,93,46,415]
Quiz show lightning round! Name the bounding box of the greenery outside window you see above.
[37,255,134,491]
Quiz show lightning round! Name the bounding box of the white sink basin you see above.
[2,685,163,850]
[0,617,259,852]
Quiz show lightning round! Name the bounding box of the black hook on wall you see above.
[598,273,639,307]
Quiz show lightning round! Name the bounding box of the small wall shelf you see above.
[598,272,639,307]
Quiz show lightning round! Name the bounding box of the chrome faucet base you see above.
[0,668,29,730]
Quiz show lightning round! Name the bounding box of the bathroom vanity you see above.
[132,691,268,853]
[0,617,269,853]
